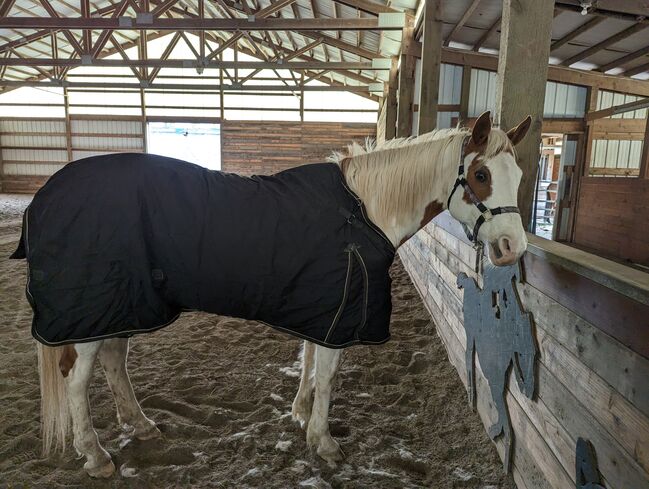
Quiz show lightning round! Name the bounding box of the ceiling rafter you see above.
[550,16,605,52]
[560,23,648,67]
[444,0,481,47]
[597,45,649,73]
[473,15,499,52]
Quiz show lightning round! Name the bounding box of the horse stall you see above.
[2,0,649,487]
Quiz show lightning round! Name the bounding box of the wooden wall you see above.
[400,214,649,489]
[220,121,375,176]
[0,119,375,193]
[573,177,649,266]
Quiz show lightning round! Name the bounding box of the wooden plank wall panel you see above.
[399,219,649,489]
[573,177,649,265]
[220,121,375,176]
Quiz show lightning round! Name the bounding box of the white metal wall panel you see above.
[597,90,648,119]
[590,138,642,175]
[2,148,67,163]
[3,163,64,175]
[437,111,459,129]
[70,136,143,151]
[71,119,143,135]
[1,134,67,148]
[468,69,497,117]
[439,64,462,105]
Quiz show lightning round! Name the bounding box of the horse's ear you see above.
[507,115,532,146]
[471,111,491,146]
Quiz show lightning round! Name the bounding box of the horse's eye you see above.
[475,169,488,183]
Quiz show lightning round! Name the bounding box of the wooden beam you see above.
[0,16,401,31]
[641,114,649,179]
[0,80,375,91]
[496,0,555,230]
[585,97,649,122]
[0,58,381,70]
[0,0,16,16]
[623,60,649,78]
[597,45,649,72]
[473,16,499,52]
[560,23,648,67]
[297,30,378,59]
[397,27,415,137]
[458,63,471,121]
[444,0,481,47]
[330,0,398,15]
[550,16,605,52]
[417,0,442,135]
[438,46,649,98]
[554,1,649,25]
[384,57,398,140]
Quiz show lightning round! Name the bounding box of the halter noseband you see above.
[447,136,521,246]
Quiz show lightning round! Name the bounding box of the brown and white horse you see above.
[37,111,531,476]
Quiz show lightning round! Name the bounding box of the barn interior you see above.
[1,0,649,488]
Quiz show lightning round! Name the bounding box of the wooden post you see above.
[396,26,415,137]
[140,88,147,152]
[582,87,598,177]
[63,86,73,161]
[459,64,472,123]
[495,0,555,230]
[299,72,305,122]
[417,0,442,135]
[640,113,649,179]
[384,57,398,140]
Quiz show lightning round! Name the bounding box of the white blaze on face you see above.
[449,151,528,267]
[480,152,528,266]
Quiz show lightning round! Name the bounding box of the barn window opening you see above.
[146,122,221,170]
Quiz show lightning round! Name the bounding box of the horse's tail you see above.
[37,343,70,455]
[10,211,27,259]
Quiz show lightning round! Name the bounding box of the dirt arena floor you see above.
[0,193,514,488]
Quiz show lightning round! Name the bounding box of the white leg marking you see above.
[292,341,315,430]
[306,345,344,465]
[65,341,115,478]
[98,338,160,440]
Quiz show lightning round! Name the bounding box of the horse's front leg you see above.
[307,345,343,465]
[292,340,315,429]
[66,341,115,478]
[98,338,160,440]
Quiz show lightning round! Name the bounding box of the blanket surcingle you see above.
[11,154,396,348]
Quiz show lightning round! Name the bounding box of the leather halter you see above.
[447,136,521,246]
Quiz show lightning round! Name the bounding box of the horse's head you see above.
[448,111,532,267]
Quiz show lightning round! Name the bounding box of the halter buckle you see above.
[482,208,494,221]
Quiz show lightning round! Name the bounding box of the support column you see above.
[640,114,649,179]
[396,26,415,138]
[417,0,442,135]
[384,57,398,141]
[63,86,73,161]
[459,64,472,122]
[495,0,555,229]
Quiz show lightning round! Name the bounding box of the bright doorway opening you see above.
[146,122,221,170]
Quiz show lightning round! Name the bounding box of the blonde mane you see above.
[328,126,515,240]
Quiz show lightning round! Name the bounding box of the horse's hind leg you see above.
[66,341,115,478]
[98,338,160,440]
[292,340,315,429]
[307,345,344,465]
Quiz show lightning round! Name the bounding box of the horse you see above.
[11,110,531,477]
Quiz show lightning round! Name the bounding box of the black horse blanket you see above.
[11,153,396,348]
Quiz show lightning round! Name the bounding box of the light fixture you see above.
[580,1,593,15]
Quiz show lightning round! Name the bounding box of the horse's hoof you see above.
[308,433,345,466]
[85,460,115,478]
[317,441,345,467]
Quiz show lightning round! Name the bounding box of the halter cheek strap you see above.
[447,136,521,246]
